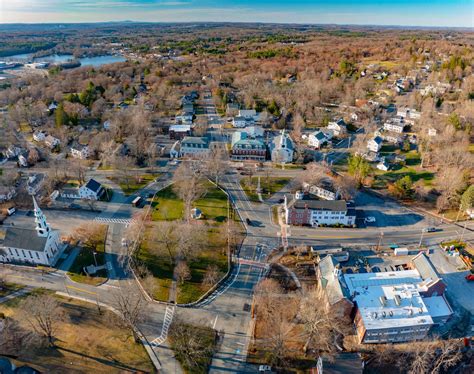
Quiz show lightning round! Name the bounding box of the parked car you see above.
[6,206,16,216]
[423,227,438,233]
[278,198,284,204]
[259,365,272,373]
[246,218,252,226]
[121,238,128,247]
[465,273,474,282]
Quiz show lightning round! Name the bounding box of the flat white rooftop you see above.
[344,270,434,330]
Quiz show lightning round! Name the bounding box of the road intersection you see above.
[2,160,473,373]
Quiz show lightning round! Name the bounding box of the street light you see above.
[418,228,426,248]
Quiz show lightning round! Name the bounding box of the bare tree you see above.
[21,294,63,347]
[173,163,207,222]
[0,317,39,355]
[204,147,228,185]
[168,319,216,371]
[300,162,331,186]
[73,224,106,252]
[151,220,180,264]
[112,285,147,343]
[203,265,222,288]
[175,260,191,285]
[298,287,341,355]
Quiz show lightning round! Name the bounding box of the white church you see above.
[0,197,63,266]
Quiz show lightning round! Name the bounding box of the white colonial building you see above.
[270,130,294,164]
[308,130,332,149]
[79,179,105,200]
[327,118,347,137]
[0,197,63,266]
[367,136,383,153]
[70,144,90,159]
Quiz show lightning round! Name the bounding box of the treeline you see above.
[0,42,56,57]
[247,47,297,59]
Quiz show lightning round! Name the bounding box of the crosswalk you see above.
[150,305,175,347]
[93,217,132,225]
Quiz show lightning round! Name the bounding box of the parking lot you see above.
[355,191,434,228]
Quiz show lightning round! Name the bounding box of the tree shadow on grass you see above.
[56,345,145,372]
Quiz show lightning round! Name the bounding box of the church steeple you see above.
[33,196,50,238]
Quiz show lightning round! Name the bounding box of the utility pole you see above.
[418,229,425,247]
[376,232,384,252]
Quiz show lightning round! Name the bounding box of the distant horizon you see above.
[0,1,472,28]
[0,21,472,31]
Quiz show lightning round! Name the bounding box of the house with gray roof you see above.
[0,196,62,266]
[79,178,105,200]
[410,252,446,297]
[231,131,266,161]
[316,255,353,320]
[270,130,295,164]
[180,136,210,158]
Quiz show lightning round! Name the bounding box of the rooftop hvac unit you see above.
[394,294,402,306]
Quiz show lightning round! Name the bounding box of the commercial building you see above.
[343,265,452,343]
[284,198,356,227]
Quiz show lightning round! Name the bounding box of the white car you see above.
[365,216,376,223]
[259,365,272,373]
[121,238,128,247]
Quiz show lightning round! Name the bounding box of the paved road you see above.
[3,157,474,373]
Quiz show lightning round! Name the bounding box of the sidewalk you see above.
[0,286,33,304]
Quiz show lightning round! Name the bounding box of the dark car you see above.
[147,193,154,198]
[278,198,285,204]
[246,218,252,226]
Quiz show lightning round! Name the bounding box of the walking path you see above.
[0,286,33,304]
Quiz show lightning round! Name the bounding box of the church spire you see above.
[33,196,50,237]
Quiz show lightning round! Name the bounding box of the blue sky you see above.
[0,0,472,27]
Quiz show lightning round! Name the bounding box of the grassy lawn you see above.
[169,322,217,374]
[63,179,80,188]
[137,225,228,304]
[373,151,434,189]
[108,173,158,196]
[67,225,108,286]
[240,177,291,202]
[177,228,228,304]
[136,231,174,301]
[152,181,228,223]
[195,182,228,222]
[272,164,306,170]
[151,184,184,221]
[19,122,33,133]
[0,294,154,373]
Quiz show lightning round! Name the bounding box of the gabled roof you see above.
[310,131,328,141]
[293,199,347,212]
[318,255,349,305]
[84,178,103,193]
[181,136,209,147]
[2,227,48,252]
[412,253,441,283]
[370,136,383,144]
